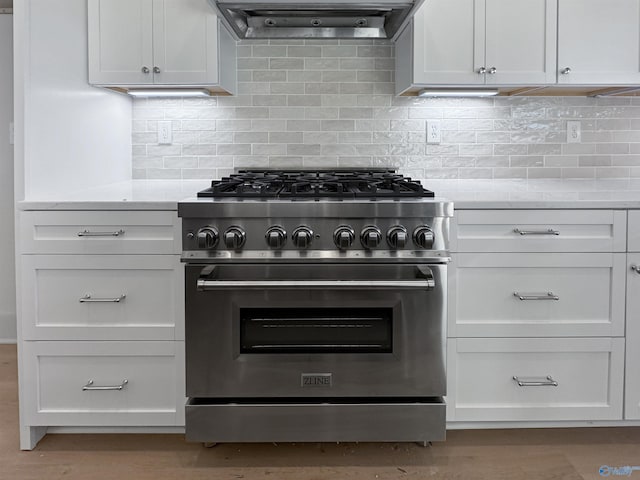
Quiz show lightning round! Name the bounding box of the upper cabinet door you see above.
[558,0,640,85]
[152,0,219,85]
[412,0,486,85]
[484,0,557,85]
[88,0,236,92]
[88,0,154,85]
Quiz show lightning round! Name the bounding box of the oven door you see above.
[185,263,446,399]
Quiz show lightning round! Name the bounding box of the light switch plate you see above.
[567,121,581,143]
[158,121,172,145]
[426,120,442,144]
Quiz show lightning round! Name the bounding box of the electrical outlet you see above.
[567,121,581,143]
[8,122,14,145]
[426,120,442,144]
[158,121,172,145]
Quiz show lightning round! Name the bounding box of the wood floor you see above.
[2,344,640,480]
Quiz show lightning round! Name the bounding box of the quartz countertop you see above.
[18,180,211,210]
[428,179,640,209]
[17,178,640,210]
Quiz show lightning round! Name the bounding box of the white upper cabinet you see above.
[88,0,236,92]
[88,0,154,85]
[398,0,557,92]
[152,0,221,85]
[558,0,640,85]
[411,0,484,85]
[484,0,557,85]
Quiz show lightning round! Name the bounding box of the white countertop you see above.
[17,178,640,210]
[429,178,640,209]
[18,180,211,210]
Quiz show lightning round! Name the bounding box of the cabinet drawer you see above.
[22,341,185,426]
[452,209,626,253]
[449,253,626,337]
[21,255,184,341]
[20,211,180,254]
[447,338,624,422]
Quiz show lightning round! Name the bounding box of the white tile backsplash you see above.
[132,40,640,180]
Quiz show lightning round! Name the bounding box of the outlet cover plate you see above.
[158,121,173,145]
[567,121,581,143]
[426,120,442,144]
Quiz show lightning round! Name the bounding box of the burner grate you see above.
[197,170,435,199]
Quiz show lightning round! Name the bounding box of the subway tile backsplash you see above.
[132,39,640,180]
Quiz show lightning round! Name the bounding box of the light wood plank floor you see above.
[2,344,640,480]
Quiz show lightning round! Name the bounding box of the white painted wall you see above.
[0,14,15,342]
[22,0,132,199]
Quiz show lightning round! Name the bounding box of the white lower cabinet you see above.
[18,209,185,449]
[22,341,185,426]
[627,211,640,251]
[625,253,640,419]
[20,210,181,255]
[447,208,628,427]
[21,255,184,341]
[447,337,625,422]
[452,209,627,253]
[449,252,626,337]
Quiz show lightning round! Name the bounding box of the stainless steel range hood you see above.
[209,0,425,40]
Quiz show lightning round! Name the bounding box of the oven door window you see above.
[240,307,393,354]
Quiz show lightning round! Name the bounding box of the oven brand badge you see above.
[301,373,332,387]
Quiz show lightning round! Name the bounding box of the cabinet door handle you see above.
[141,66,150,74]
[513,375,558,387]
[77,229,125,237]
[561,67,571,75]
[82,379,128,391]
[79,294,126,303]
[477,67,486,74]
[513,228,560,236]
[631,265,640,274]
[514,292,559,301]
[153,66,161,74]
[488,67,497,74]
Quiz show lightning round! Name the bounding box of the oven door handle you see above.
[196,266,435,291]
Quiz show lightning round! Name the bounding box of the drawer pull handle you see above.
[513,228,560,236]
[513,375,558,387]
[631,265,640,274]
[79,294,126,303]
[82,379,128,391]
[514,292,559,301]
[78,229,125,237]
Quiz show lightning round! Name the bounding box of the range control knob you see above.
[223,226,246,250]
[360,226,382,249]
[413,226,435,249]
[387,225,408,249]
[333,226,355,250]
[196,226,219,249]
[266,226,287,249]
[292,226,314,249]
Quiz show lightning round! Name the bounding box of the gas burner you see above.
[294,173,342,183]
[197,169,435,199]
[209,179,283,197]
[351,178,430,198]
[281,180,352,198]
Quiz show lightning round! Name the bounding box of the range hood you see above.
[209,0,425,40]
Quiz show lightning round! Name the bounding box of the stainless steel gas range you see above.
[177,170,453,444]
